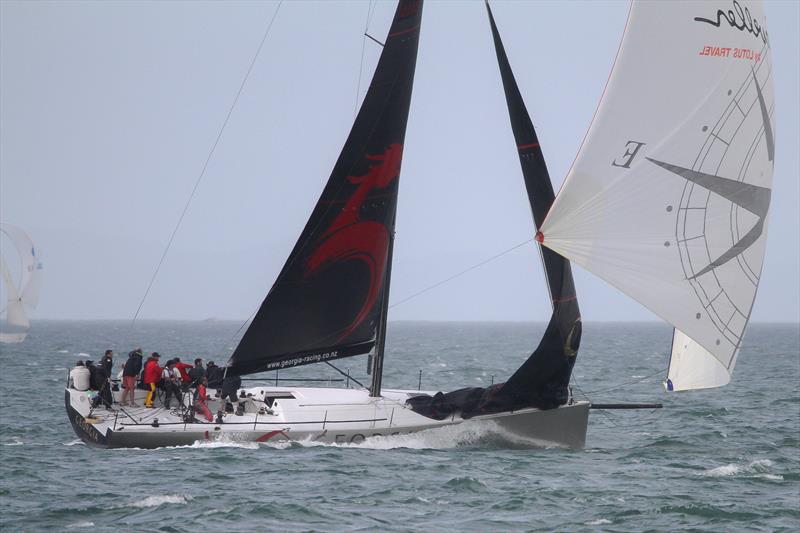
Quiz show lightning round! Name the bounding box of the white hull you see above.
[65,384,590,449]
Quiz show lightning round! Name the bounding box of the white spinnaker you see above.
[539,1,774,390]
[666,329,730,391]
[0,223,43,310]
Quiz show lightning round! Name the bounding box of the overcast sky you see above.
[1,0,798,324]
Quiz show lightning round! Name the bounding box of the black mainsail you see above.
[229,0,423,377]
[408,1,580,418]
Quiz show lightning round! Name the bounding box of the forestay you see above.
[538,1,774,390]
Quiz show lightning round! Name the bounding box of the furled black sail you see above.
[229,0,423,376]
[408,1,580,418]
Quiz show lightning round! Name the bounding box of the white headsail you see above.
[538,1,774,390]
[0,223,43,342]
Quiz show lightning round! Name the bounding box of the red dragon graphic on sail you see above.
[305,143,403,341]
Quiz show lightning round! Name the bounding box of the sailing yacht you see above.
[65,0,774,449]
[1,223,42,343]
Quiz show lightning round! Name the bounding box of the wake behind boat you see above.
[65,0,774,449]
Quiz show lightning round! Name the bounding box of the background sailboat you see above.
[0,223,43,343]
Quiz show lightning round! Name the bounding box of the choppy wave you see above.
[129,494,194,508]
[443,476,489,492]
[66,521,95,529]
[702,459,783,480]
[586,519,612,525]
[1,321,796,531]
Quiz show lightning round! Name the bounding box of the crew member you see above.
[142,352,162,408]
[221,374,243,415]
[69,360,90,391]
[173,357,193,383]
[194,377,213,422]
[161,359,183,409]
[187,358,205,388]
[89,357,113,408]
[121,348,143,406]
[99,349,114,376]
[206,361,224,390]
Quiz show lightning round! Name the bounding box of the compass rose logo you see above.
[637,58,775,357]
[648,67,773,281]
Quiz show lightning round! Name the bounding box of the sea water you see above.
[0,321,797,531]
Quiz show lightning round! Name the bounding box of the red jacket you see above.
[143,358,162,384]
[175,362,192,382]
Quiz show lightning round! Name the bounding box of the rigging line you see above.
[596,406,664,430]
[365,33,385,47]
[570,374,591,401]
[594,407,621,428]
[584,367,668,395]
[324,361,367,390]
[131,1,284,325]
[389,238,534,309]
[353,0,373,119]
[367,0,377,28]
[221,306,260,362]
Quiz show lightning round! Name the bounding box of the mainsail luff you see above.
[537,1,774,390]
[484,1,581,408]
[228,0,423,377]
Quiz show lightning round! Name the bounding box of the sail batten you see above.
[539,1,774,390]
[228,0,423,376]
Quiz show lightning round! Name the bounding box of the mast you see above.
[369,230,395,397]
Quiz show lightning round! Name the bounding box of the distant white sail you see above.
[538,1,774,390]
[0,223,43,342]
[1,253,28,328]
